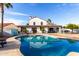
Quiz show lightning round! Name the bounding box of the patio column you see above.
[58,27,62,33]
[45,27,48,33]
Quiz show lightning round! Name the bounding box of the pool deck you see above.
[0,33,79,56]
[0,36,22,56]
[67,52,79,56]
[47,33,79,40]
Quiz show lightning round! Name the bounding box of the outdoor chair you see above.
[0,36,7,48]
[0,39,7,48]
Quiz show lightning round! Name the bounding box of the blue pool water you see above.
[16,35,79,56]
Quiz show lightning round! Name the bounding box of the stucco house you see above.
[0,23,19,36]
[18,16,62,33]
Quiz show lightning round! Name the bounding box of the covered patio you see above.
[17,25,62,33]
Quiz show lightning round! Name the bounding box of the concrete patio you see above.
[0,37,22,56]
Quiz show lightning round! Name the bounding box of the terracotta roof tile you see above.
[0,23,15,28]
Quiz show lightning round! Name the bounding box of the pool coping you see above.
[15,33,79,41]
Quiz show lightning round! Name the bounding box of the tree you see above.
[65,24,79,33]
[0,3,13,37]
[46,19,52,24]
[22,27,28,33]
[26,23,29,25]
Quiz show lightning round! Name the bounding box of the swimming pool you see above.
[16,35,79,56]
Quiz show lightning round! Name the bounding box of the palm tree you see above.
[0,3,13,37]
[46,19,52,24]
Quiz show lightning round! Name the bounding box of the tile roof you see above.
[0,23,15,28]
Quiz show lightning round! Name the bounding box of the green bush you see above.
[40,26,45,33]
[22,27,28,33]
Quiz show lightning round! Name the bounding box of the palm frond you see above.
[4,3,13,8]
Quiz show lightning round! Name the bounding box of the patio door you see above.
[48,28,56,33]
[32,27,37,33]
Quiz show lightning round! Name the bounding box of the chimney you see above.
[29,16,32,19]
[29,16,37,19]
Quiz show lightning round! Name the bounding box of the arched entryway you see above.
[48,28,56,33]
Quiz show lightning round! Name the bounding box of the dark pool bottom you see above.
[18,35,79,56]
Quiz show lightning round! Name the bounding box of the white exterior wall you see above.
[58,27,62,33]
[37,27,42,33]
[27,27,32,33]
[3,29,12,35]
[28,18,48,25]
[45,27,48,33]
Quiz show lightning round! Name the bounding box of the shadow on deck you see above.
[0,41,20,51]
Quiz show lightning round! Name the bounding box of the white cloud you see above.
[69,3,79,6]
[5,11,29,16]
[0,18,26,25]
[65,17,79,25]
[0,11,29,25]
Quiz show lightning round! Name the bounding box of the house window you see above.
[41,22,43,25]
[33,22,35,25]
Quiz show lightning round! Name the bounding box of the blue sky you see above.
[2,3,79,25]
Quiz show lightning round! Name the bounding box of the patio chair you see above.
[0,38,7,48]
